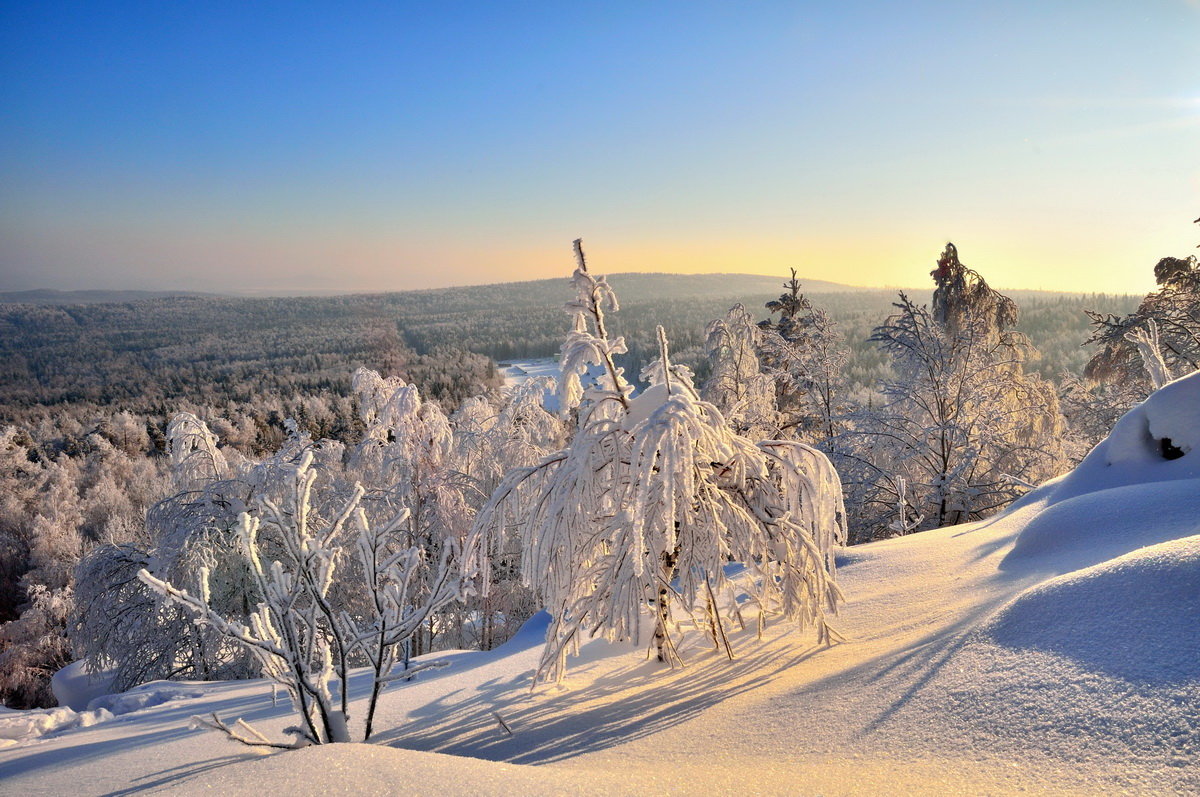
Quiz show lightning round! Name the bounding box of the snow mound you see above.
[988,535,1200,683]
[1002,478,1200,570]
[51,660,116,711]
[86,681,208,714]
[0,679,207,747]
[1005,372,1200,569]
[1105,371,1200,466]
[1029,371,1200,508]
[0,706,113,747]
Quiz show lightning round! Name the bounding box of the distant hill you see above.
[1,274,1115,309]
[0,289,221,305]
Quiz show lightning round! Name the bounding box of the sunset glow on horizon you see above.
[2,2,1197,296]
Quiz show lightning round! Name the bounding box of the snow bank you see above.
[1106,371,1200,465]
[1003,478,1200,570]
[0,706,113,748]
[1005,371,1200,570]
[86,681,208,715]
[50,660,116,711]
[0,679,207,747]
[1028,370,1200,508]
[989,535,1200,683]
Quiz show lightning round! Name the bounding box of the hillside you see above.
[2,374,1196,795]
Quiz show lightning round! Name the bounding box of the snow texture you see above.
[2,375,1198,793]
[50,660,114,711]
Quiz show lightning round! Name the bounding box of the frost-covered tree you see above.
[757,270,850,443]
[349,368,476,655]
[76,366,552,697]
[139,451,476,746]
[0,427,41,624]
[166,412,232,490]
[451,380,563,649]
[474,240,845,682]
[847,244,1064,538]
[73,415,267,693]
[1086,252,1200,386]
[1,423,172,708]
[0,585,72,709]
[702,304,780,438]
[1068,221,1200,456]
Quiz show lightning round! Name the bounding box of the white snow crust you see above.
[50,660,115,711]
[2,377,1198,794]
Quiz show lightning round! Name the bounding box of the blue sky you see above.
[1,1,1197,293]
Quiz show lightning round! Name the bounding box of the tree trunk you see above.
[653,546,679,663]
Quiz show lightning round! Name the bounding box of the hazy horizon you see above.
[0,268,1149,303]
[2,3,1197,296]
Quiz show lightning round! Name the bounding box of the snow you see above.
[2,378,1198,793]
[498,359,562,412]
[1034,370,1200,504]
[50,660,114,711]
[987,535,1200,683]
[499,357,612,415]
[0,680,209,749]
[1109,370,1200,462]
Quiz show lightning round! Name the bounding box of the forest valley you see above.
[1,231,1198,716]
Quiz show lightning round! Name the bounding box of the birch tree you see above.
[474,240,846,682]
[847,244,1064,537]
[139,450,476,746]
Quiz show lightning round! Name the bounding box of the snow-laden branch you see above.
[140,449,476,746]
[473,243,846,682]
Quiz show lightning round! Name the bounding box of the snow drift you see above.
[988,535,1200,683]
[2,373,1198,794]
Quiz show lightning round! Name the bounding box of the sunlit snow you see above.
[1,375,1197,794]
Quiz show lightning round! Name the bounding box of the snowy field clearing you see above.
[498,358,566,412]
[2,378,1198,795]
[497,358,561,389]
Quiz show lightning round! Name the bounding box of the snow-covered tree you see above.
[451,380,563,649]
[474,240,845,682]
[139,450,477,746]
[349,368,475,655]
[1086,251,1200,386]
[166,412,231,491]
[846,244,1064,538]
[1066,221,1200,457]
[702,304,780,438]
[756,270,850,443]
[73,415,266,693]
[0,585,72,709]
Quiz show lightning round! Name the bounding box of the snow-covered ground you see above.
[497,358,561,411]
[497,358,562,390]
[499,357,613,414]
[2,375,1198,795]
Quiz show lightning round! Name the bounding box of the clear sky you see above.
[1,1,1197,295]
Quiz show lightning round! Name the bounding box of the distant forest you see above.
[0,273,1137,435]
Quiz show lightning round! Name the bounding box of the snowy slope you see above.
[2,375,1198,795]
